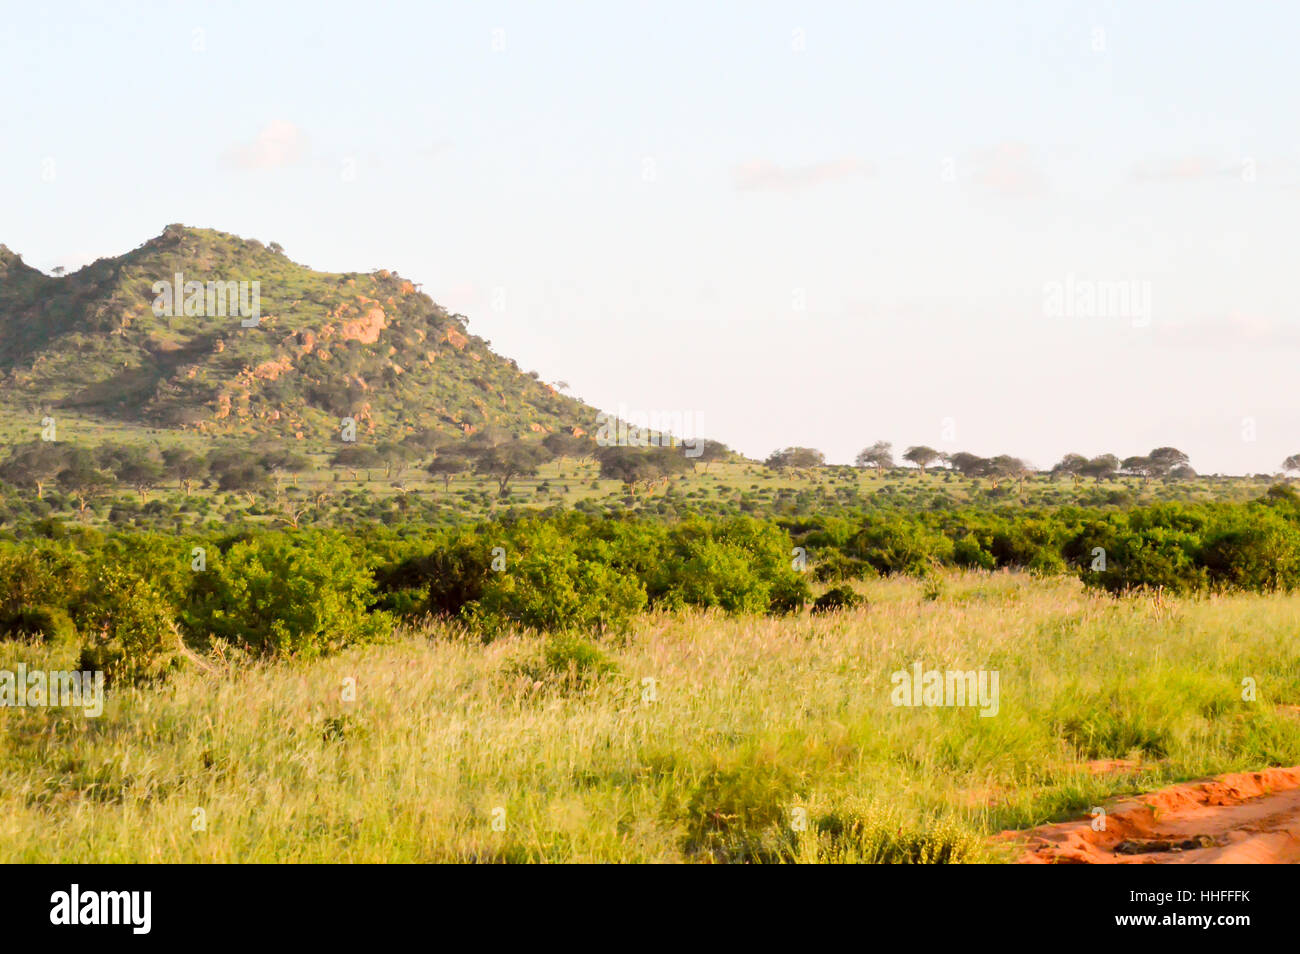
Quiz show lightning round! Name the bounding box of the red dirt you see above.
[1003,766,1300,864]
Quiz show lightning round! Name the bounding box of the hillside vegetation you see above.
[0,226,591,441]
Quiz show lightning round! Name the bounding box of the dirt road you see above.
[1007,767,1300,864]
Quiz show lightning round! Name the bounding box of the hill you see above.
[0,225,594,443]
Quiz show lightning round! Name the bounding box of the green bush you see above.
[809,805,983,863]
[989,518,1062,570]
[506,634,620,691]
[952,536,996,571]
[374,532,494,618]
[1084,529,1206,595]
[0,604,77,644]
[1199,509,1300,592]
[649,517,801,614]
[0,494,1297,666]
[811,551,873,582]
[812,585,864,614]
[379,518,655,636]
[76,567,180,684]
[99,533,202,608]
[1026,547,1067,577]
[768,574,812,615]
[679,760,796,862]
[185,531,390,656]
[0,544,87,616]
[1070,515,1207,595]
[850,516,953,576]
[467,526,647,634]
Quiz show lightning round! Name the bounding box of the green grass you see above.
[3,571,1297,862]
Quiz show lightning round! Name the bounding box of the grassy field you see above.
[4,570,1298,862]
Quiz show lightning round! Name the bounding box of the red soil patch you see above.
[1003,766,1300,864]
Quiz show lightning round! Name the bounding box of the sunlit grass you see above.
[2,571,1298,862]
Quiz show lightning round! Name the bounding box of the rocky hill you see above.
[0,225,594,443]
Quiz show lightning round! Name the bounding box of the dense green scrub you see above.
[3,487,1300,679]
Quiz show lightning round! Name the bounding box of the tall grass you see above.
[2,571,1298,862]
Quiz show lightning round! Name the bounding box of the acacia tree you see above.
[205,449,273,496]
[1051,453,1088,486]
[56,450,112,518]
[1147,447,1190,478]
[331,445,382,482]
[473,441,553,496]
[277,498,316,530]
[947,452,990,479]
[902,445,941,474]
[93,442,139,474]
[854,441,893,474]
[987,455,1031,492]
[426,446,471,491]
[1121,455,1153,482]
[117,457,164,501]
[765,447,825,473]
[541,431,591,461]
[162,448,208,496]
[1079,454,1119,482]
[402,428,445,456]
[691,439,731,472]
[258,449,312,492]
[0,441,70,499]
[1283,454,1300,477]
[597,445,691,493]
[376,441,418,480]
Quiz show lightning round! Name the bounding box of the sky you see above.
[2,0,1297,474]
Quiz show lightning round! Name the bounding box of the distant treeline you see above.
[4,487,1299,683]
[785,443,1208,482]
[779,444,1300,481]
[3,436,1296,518]
[0,430,731,502]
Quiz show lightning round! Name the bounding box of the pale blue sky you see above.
[3,1,1297,473]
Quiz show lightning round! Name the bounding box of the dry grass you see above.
[3,571,1299,862]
